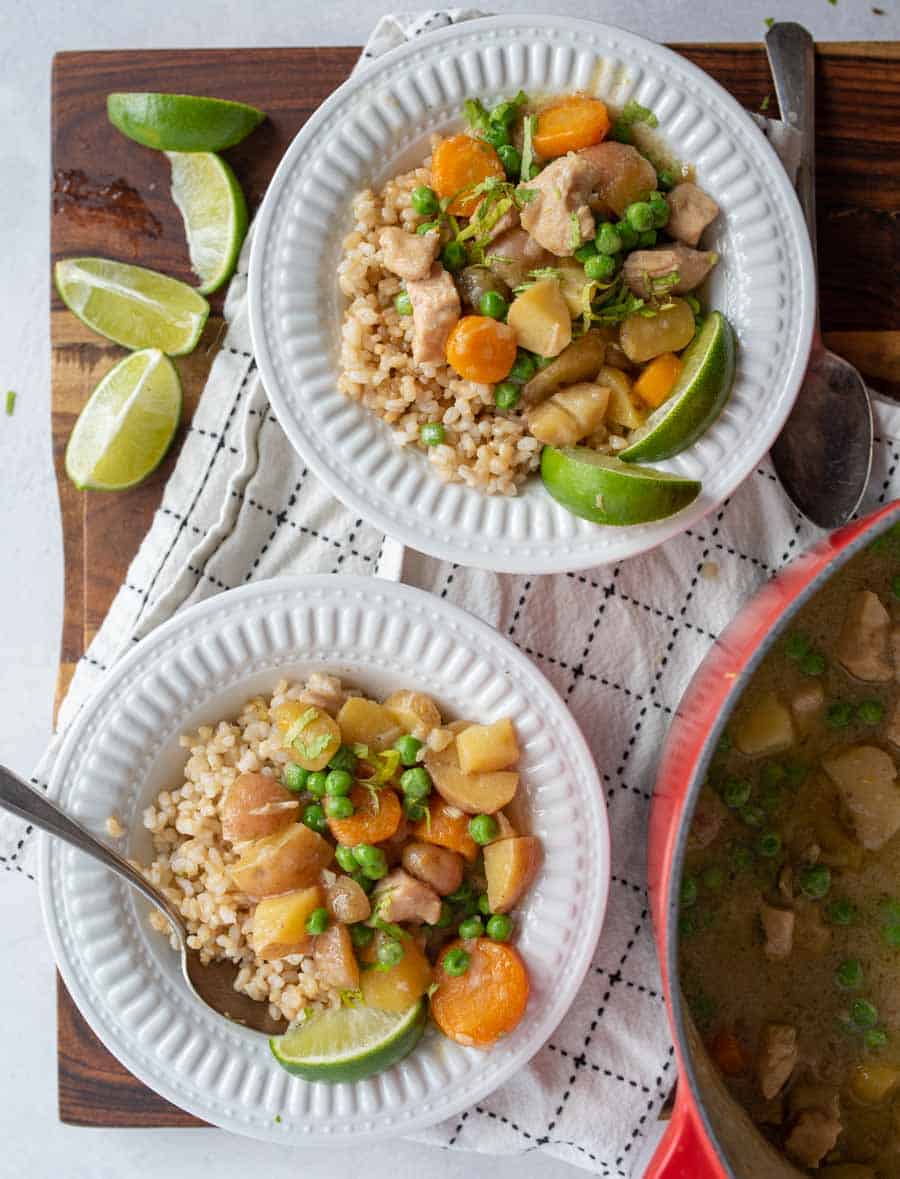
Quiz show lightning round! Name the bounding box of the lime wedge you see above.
[270,999,428,1083]
[55,257,209,355]
[541,448,701,525]
[65,349,182,491]
[167,152,248,295]
[107,92,265,152]
[619,311,737,463]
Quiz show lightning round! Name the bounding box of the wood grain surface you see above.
[51,41,900,1129]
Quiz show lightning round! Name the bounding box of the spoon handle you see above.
[765,23,817,269]
[0,764,186,934]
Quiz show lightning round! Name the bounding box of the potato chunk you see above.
[359,933,433,1012]
[598,365,645,430]
[507,279,572,358]
[527,383,610,446]
[822,744,900,849]
[848,1062,900,1106]
[274,700,341,770]
[456,719,520,774]
[252,885,323,960]
[230,822,333,898]
[733,692,795,758]
[382,690,442,737]
[619,299,695,364]
[221,772,298,844]
[484,835,541,912]
[337,697,401,752]
[424,739,519,815]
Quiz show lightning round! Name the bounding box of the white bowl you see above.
[39,576,609,1143]
[248,15,815,574]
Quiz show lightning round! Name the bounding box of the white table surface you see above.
[1,0,894,1174]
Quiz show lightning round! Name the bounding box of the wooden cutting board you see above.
[51,42,900,1128]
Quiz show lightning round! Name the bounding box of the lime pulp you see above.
[167,152,248,295]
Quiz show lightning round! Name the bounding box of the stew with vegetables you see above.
[338,88,735,524]
[679,529,900,1175]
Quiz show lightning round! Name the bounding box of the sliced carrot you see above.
[432,134,505,216]
[633,352,683,409]
[533,97,610,158]
[445,316,518,384]
[709,1028,749,1077]
[411,798,478,861]
[432,938,529,1047]
[327,785,402,846]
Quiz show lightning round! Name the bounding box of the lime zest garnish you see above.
[5,390,15,416]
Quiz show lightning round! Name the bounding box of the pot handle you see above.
[644,1085,727,1179]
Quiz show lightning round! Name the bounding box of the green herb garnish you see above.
[5,391,15,416]
[520,113,538,182]
[611,99,658,143]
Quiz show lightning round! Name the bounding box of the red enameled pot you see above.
[645,499,900,1179]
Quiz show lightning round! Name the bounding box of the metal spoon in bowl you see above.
[765,22,873,529]
[0,764,286,1035]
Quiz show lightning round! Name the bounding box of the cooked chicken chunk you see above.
[791,680,825,734]
[622,245,718,297]
[756,1022,798,1100]
[822,744,900,850]
[379,226,441,283]
[486,226,555,289]
[518,154,595,256]
[405,265,461,365]
[313,924,360,991]
[836,590,893,682]
[785,1105,842,1169]
[760,901,794,960]
[578,141,657,216]
[687,791,727,851]
[372,868,442,925]
[665,182,719,247]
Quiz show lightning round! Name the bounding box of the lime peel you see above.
[167,152,248,295]
[541,448,701,526]
[107,92,265,152]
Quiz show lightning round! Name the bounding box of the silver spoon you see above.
[765,22,873,529]
[0,764,286,1035]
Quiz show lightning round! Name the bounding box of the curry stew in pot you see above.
[680,531,900,1177]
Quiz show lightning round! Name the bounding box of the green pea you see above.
[615,219,639,250]
[637,229,657,248]
[494,381,521,411]
[497,144,521,178]
[716,732,732,755]
[879,897,900,925]
[325,769,353,797]
[678,912,697,937]
[350,923,374,948]
[799,863,831,900]
[377,938,404,968]
[656,169,675,190]
[784,632,810,660]
[826,898,857,926]
[335,845,358,873]
[458,916,484,939]
[306,771,328,798]
[399,766,432,801]
[329,745,358,774]
[882,925,900,948]
[486,913,513,941]
[393,734,423,767]
[411,185,439,216]
[800,651,826,676]
[827,701,855,729]
[595,222,623,255]
[477,892,492,916]
[420,421,446,447]
[282,763,309,794]
[648,192,669,228]
[625,201,655,232]
[403,798,427,822]
[351,869,375,895]
[302,803,327,834]
[760,763,786,789]
[574,242,598,263]
[739,803,766,829]
[701,865,725,891]
[441,241,466,272]
[835,958,863,990]
[729,845,755,873]
[468,814,499,845]
[680,877,698,907]
[434,902,456,929]
[865,1028,889,1049]
[509,350,537,383]
[858,699,885,725]
[851,999,879,1029]
[442,947,470,976]
[325,795,354,819]
[584,253,617,281]
[722,777,752,809]
[393,291,412,317]
[353,843,388,880]
[305,906,329,935]
[479,290,508,320]
[757,831,782,858]
[446,879,474,905]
